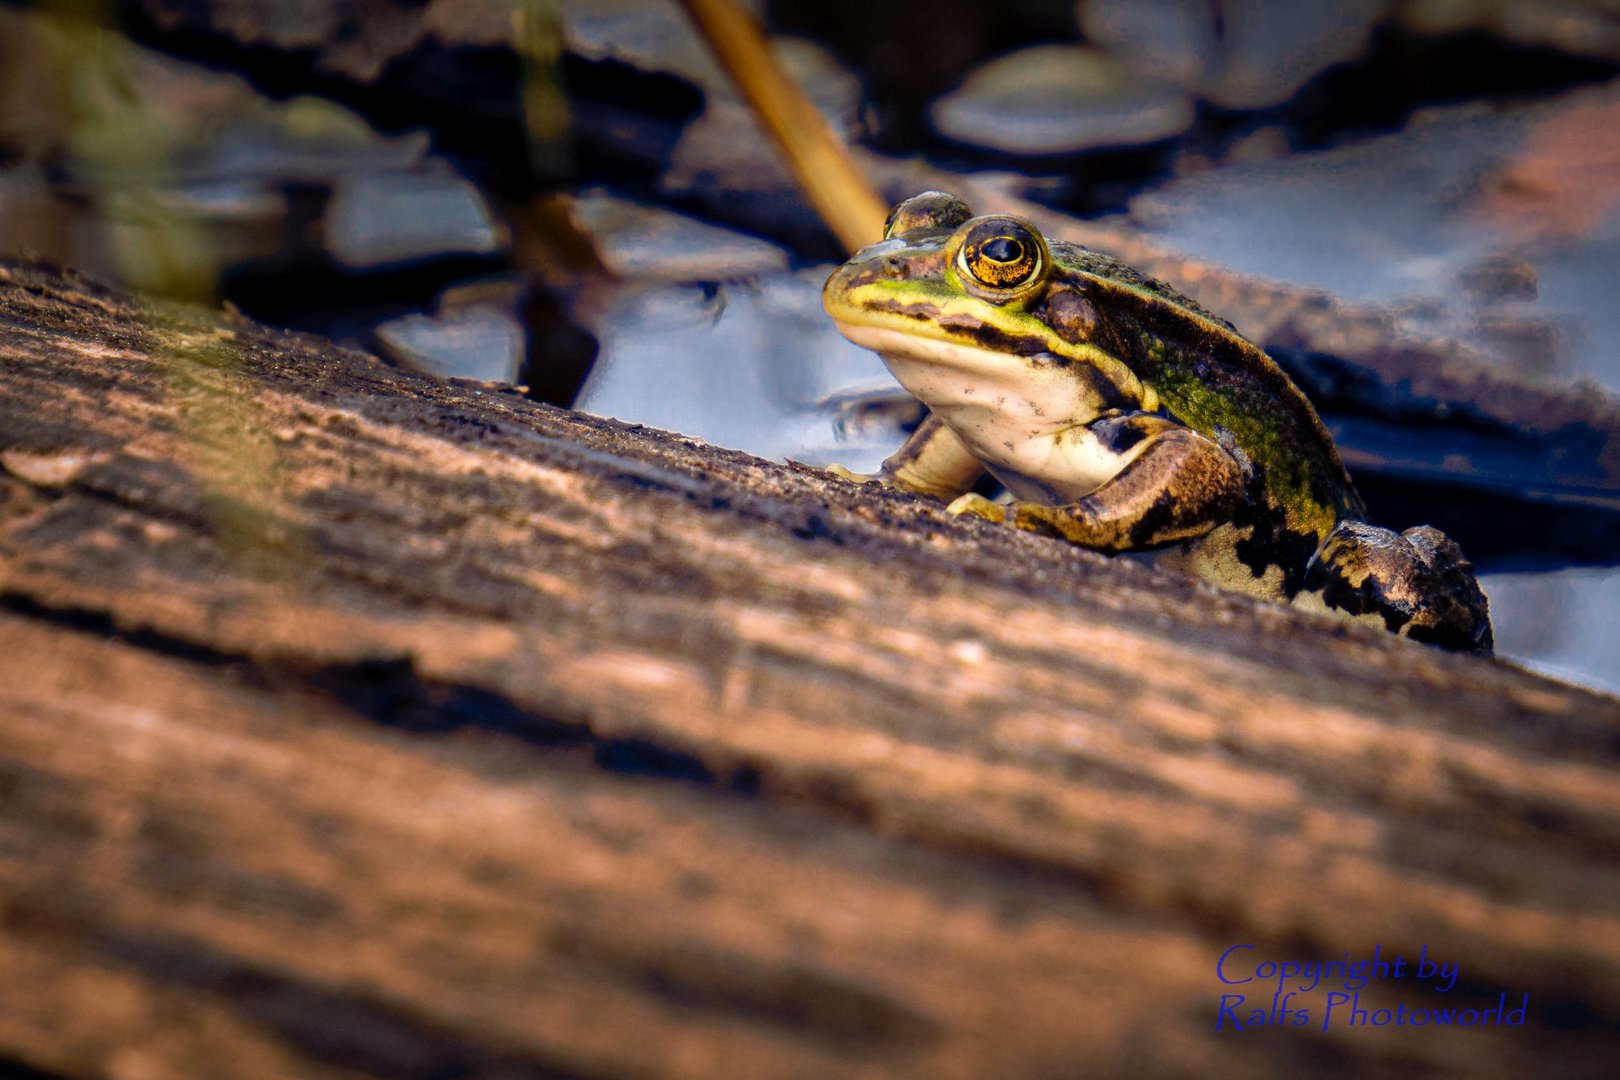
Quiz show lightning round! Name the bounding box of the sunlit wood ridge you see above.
[676,0,888,252]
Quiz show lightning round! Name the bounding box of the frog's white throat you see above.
[834,321,1124,501]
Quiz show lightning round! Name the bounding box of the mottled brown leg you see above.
[1305,521,1494,654]
[826,412,987,501]
[950,423,1244,550]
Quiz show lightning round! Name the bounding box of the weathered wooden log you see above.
[1,258,1618,1079]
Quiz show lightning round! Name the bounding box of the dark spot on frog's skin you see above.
[1311,561,1415,634]
[1307,460,1351,517]
[1101,417,1150,453]
[1127,489,1186,548]
[858,258,909,283]
[1405,615,1491,653]
[860,298,943,323]
[1051,364,1136,415]
[938,315,1051,357]
[1230,480,1324,597]
[1405,621,1463,649]
[845,292,1054,358]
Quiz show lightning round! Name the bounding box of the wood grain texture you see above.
[1,259,1618,1079]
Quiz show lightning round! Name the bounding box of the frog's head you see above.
[823,192,1150,423]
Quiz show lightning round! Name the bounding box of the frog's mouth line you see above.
[831,322,1026,374]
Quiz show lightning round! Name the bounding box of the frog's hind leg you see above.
[1303,520,1493,654]
[950,417,1246,550]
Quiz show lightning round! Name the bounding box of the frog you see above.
[821,191,1493,654]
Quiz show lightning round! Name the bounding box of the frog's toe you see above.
[823,464,880,486]
[946,492,1008,525]
[1305,521,1493,654]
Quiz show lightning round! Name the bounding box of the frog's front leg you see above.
[950,414,1245,550]
[828,411,987,501]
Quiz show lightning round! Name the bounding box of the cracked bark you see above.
[2,258,1619,1079]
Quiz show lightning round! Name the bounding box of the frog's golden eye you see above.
[883,191,973,239]
[955,216,1047,294]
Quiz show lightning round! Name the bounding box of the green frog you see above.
[822,191,1493,654]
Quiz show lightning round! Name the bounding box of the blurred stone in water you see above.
[201,97,430,184]
[559,0,862,135]
[374,304,526,384]
[1205,0,1385,110]
[565,0,786,92]
[931,45,1194,155]
[1398,0,1620,62]
[662,36,865,240]
[1079,0,1384,110]
[1077,0,1212,88]
[568,190,790,281]
[0,5,474,299]
[325,168,506,269]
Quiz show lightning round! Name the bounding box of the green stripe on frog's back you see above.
[1051,241,1364,540]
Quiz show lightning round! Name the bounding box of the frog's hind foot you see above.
[1304,521,1493,655]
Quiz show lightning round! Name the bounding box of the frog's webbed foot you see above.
[823,463,882,486]
[949,421,1245,551]
[1304,520,1493,654]
[946,492,1007,523]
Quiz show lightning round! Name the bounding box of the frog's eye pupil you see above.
[982,237,1023,263]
